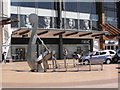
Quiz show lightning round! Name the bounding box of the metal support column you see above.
[96,1,105,50]
[59,34,63,59]
[55,0,64,59]
[0,0,3,61]
[0,26,3,61]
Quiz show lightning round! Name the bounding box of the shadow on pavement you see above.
[11,69,30,72]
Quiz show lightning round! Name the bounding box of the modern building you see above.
[1,0,120,61]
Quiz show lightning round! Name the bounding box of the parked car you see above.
[112,49,120,63]
[105,50,116,58]
[80,50,113,65]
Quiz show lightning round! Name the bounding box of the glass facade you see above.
[79,20,91,30]
[104,2,118,27]
[64,2,77,12]
[11,1,54,9]
[64,2,96,14]
[11,1,99,31]
[11,1,118,31]
[78,2,92,13]
[38,16,54,28]
[65,18,78,29]
[11,14,18,28]
[62,1,97,31]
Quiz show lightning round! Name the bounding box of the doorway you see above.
[16,48,25,61]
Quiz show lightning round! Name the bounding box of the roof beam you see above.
[104,24,118,35]
[19,30,30,35]
[79,32,92,37]
[65,32,78,36]
[101,24,116,35]
[106,24,120,34]
[37,31,48,36]
[95,36,100,39]
[92,32,105,37]
[53,31,65,36]
[12,32,18,35]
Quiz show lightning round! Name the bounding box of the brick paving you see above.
[0,60,119,88]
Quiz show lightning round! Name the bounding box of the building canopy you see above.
[12,28,105,39]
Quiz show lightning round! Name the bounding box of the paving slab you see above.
[0,60,119,88]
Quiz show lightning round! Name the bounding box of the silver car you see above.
[81,50,113,64]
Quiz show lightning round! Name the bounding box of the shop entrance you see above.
[16,48,25,61]
[105,45,118,50]
[77,45,90,55]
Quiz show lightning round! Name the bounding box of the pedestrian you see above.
[52,50,56,60]
[52,50,58,68]
[2,52,6,64]
[63,48,68,59]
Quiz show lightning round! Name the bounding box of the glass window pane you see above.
[91,2,96,14]
[38,16,44,28]
[111,46,114,50]
[92,21,98,30]
[11,1,19,6]
[20,2,35,7]
[100,52,106,55]
[38,16,52,29]
[53,17,57,28]
[78,2,91,13]
[109,51,115,54]
[20,15,27,27]
[65,18,78,29]
[64,2,77,12]
[107,46,110,50]
[80,20,91,31]
[11,14,18,28]
[104,2,116,9]
[37,2,54,9]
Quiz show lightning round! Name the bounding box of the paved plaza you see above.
[0,60,119,88]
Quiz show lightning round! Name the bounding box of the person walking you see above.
[52,50,58,69]
[63,48,68,59]
[2,52,6,64]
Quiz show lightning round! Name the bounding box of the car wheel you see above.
[83,60,89,65]
[105,59,111,64]
[113,58,118,63]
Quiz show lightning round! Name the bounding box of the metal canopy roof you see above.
[12,28,105,39]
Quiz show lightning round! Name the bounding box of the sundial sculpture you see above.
[26,14,51,72]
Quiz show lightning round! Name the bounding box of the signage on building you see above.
[105,40,118,45]
[81,40,90,44]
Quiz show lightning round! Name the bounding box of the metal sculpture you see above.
[26,14,51,72]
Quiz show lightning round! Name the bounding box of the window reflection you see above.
[68,19,75,29]
[53,17,57,28]
[11,14,18,28]
[20,2,35,7]
[80,20,90,31]
[65,18,78,29]
[44,17,51,29]
[104,2,117,27]
[37,2,54,9]
[104,2,116,9]
[64,2,96,14]
[64,2,77,12]
[20,15,27,27]
[91,2,97,14]
[38,16,54,29]
[92,21,98,30]
[78,2,91,13]
[11,1,19,6]
[11,1,54,10]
